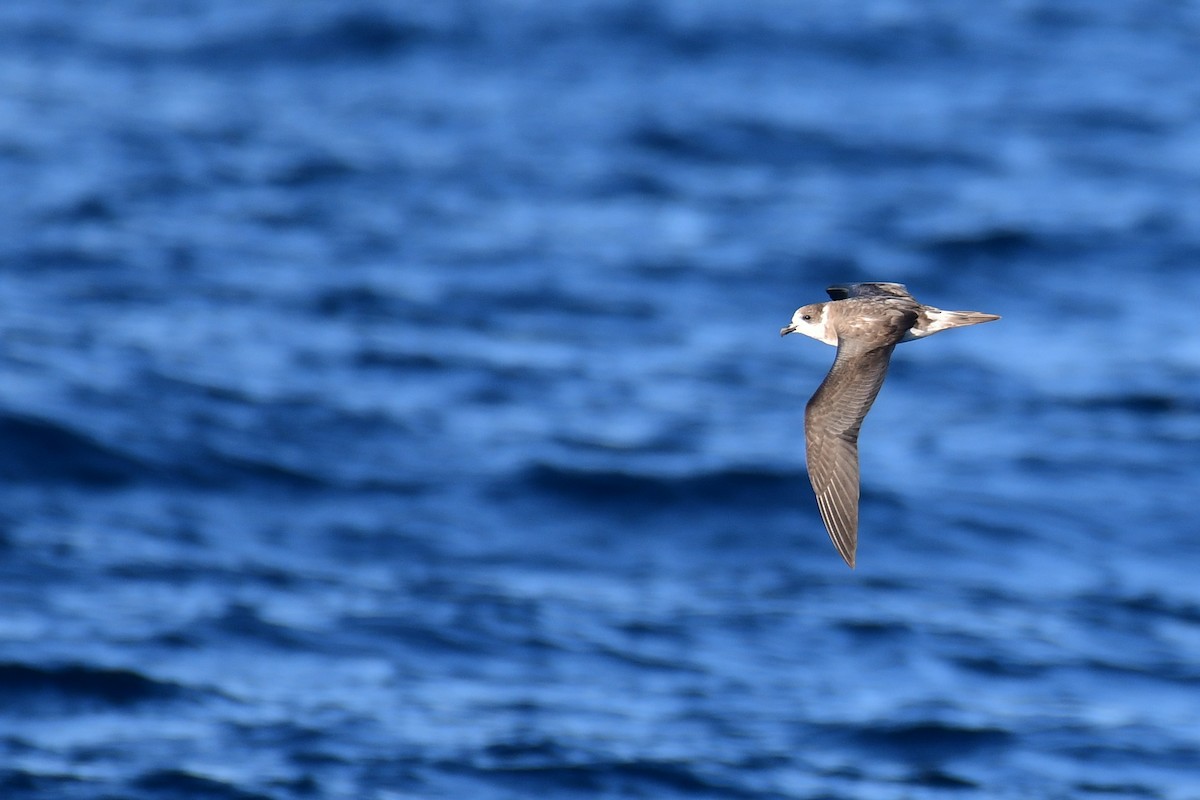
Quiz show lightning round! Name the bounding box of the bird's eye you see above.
[801,314,812,321]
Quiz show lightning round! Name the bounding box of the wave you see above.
[917,227,1041,259]
[0,407,435,494]
[516,462,908,521]
[89,10,452,66]
[133,769,271,800]
[464,754,759,798]
[1068,393,1196,415]
[0,414,148,487]
[0,412,318,491]
[838,720,1014,762]
[631,116,988,172]
[0,662,186,710]
[518,462,806,509]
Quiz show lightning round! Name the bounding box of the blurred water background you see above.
[2,1,1200,798]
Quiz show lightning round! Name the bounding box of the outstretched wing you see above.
[826,282,913,301]
[803,342,897,568]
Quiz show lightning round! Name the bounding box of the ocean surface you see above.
[2,2,1200,798]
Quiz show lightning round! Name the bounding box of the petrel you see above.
[780,282,1000,568]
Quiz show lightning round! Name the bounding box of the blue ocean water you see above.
[2,1,1200,797]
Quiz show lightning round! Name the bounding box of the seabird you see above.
[780,282,1000,568]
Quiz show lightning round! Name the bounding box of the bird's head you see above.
[780,303,836,345]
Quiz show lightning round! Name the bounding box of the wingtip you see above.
[828,532,857,568]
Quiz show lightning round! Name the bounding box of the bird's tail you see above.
[906,308,1001,340]
[934,309,1002,329]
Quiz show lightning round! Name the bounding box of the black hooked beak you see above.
[780,324,796,337]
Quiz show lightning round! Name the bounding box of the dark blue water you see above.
[2,2,1200,798]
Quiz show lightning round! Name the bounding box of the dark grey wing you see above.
[826,282,913,301]
[803,342,897,568]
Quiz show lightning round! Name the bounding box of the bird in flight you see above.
[780,282,1000,568]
